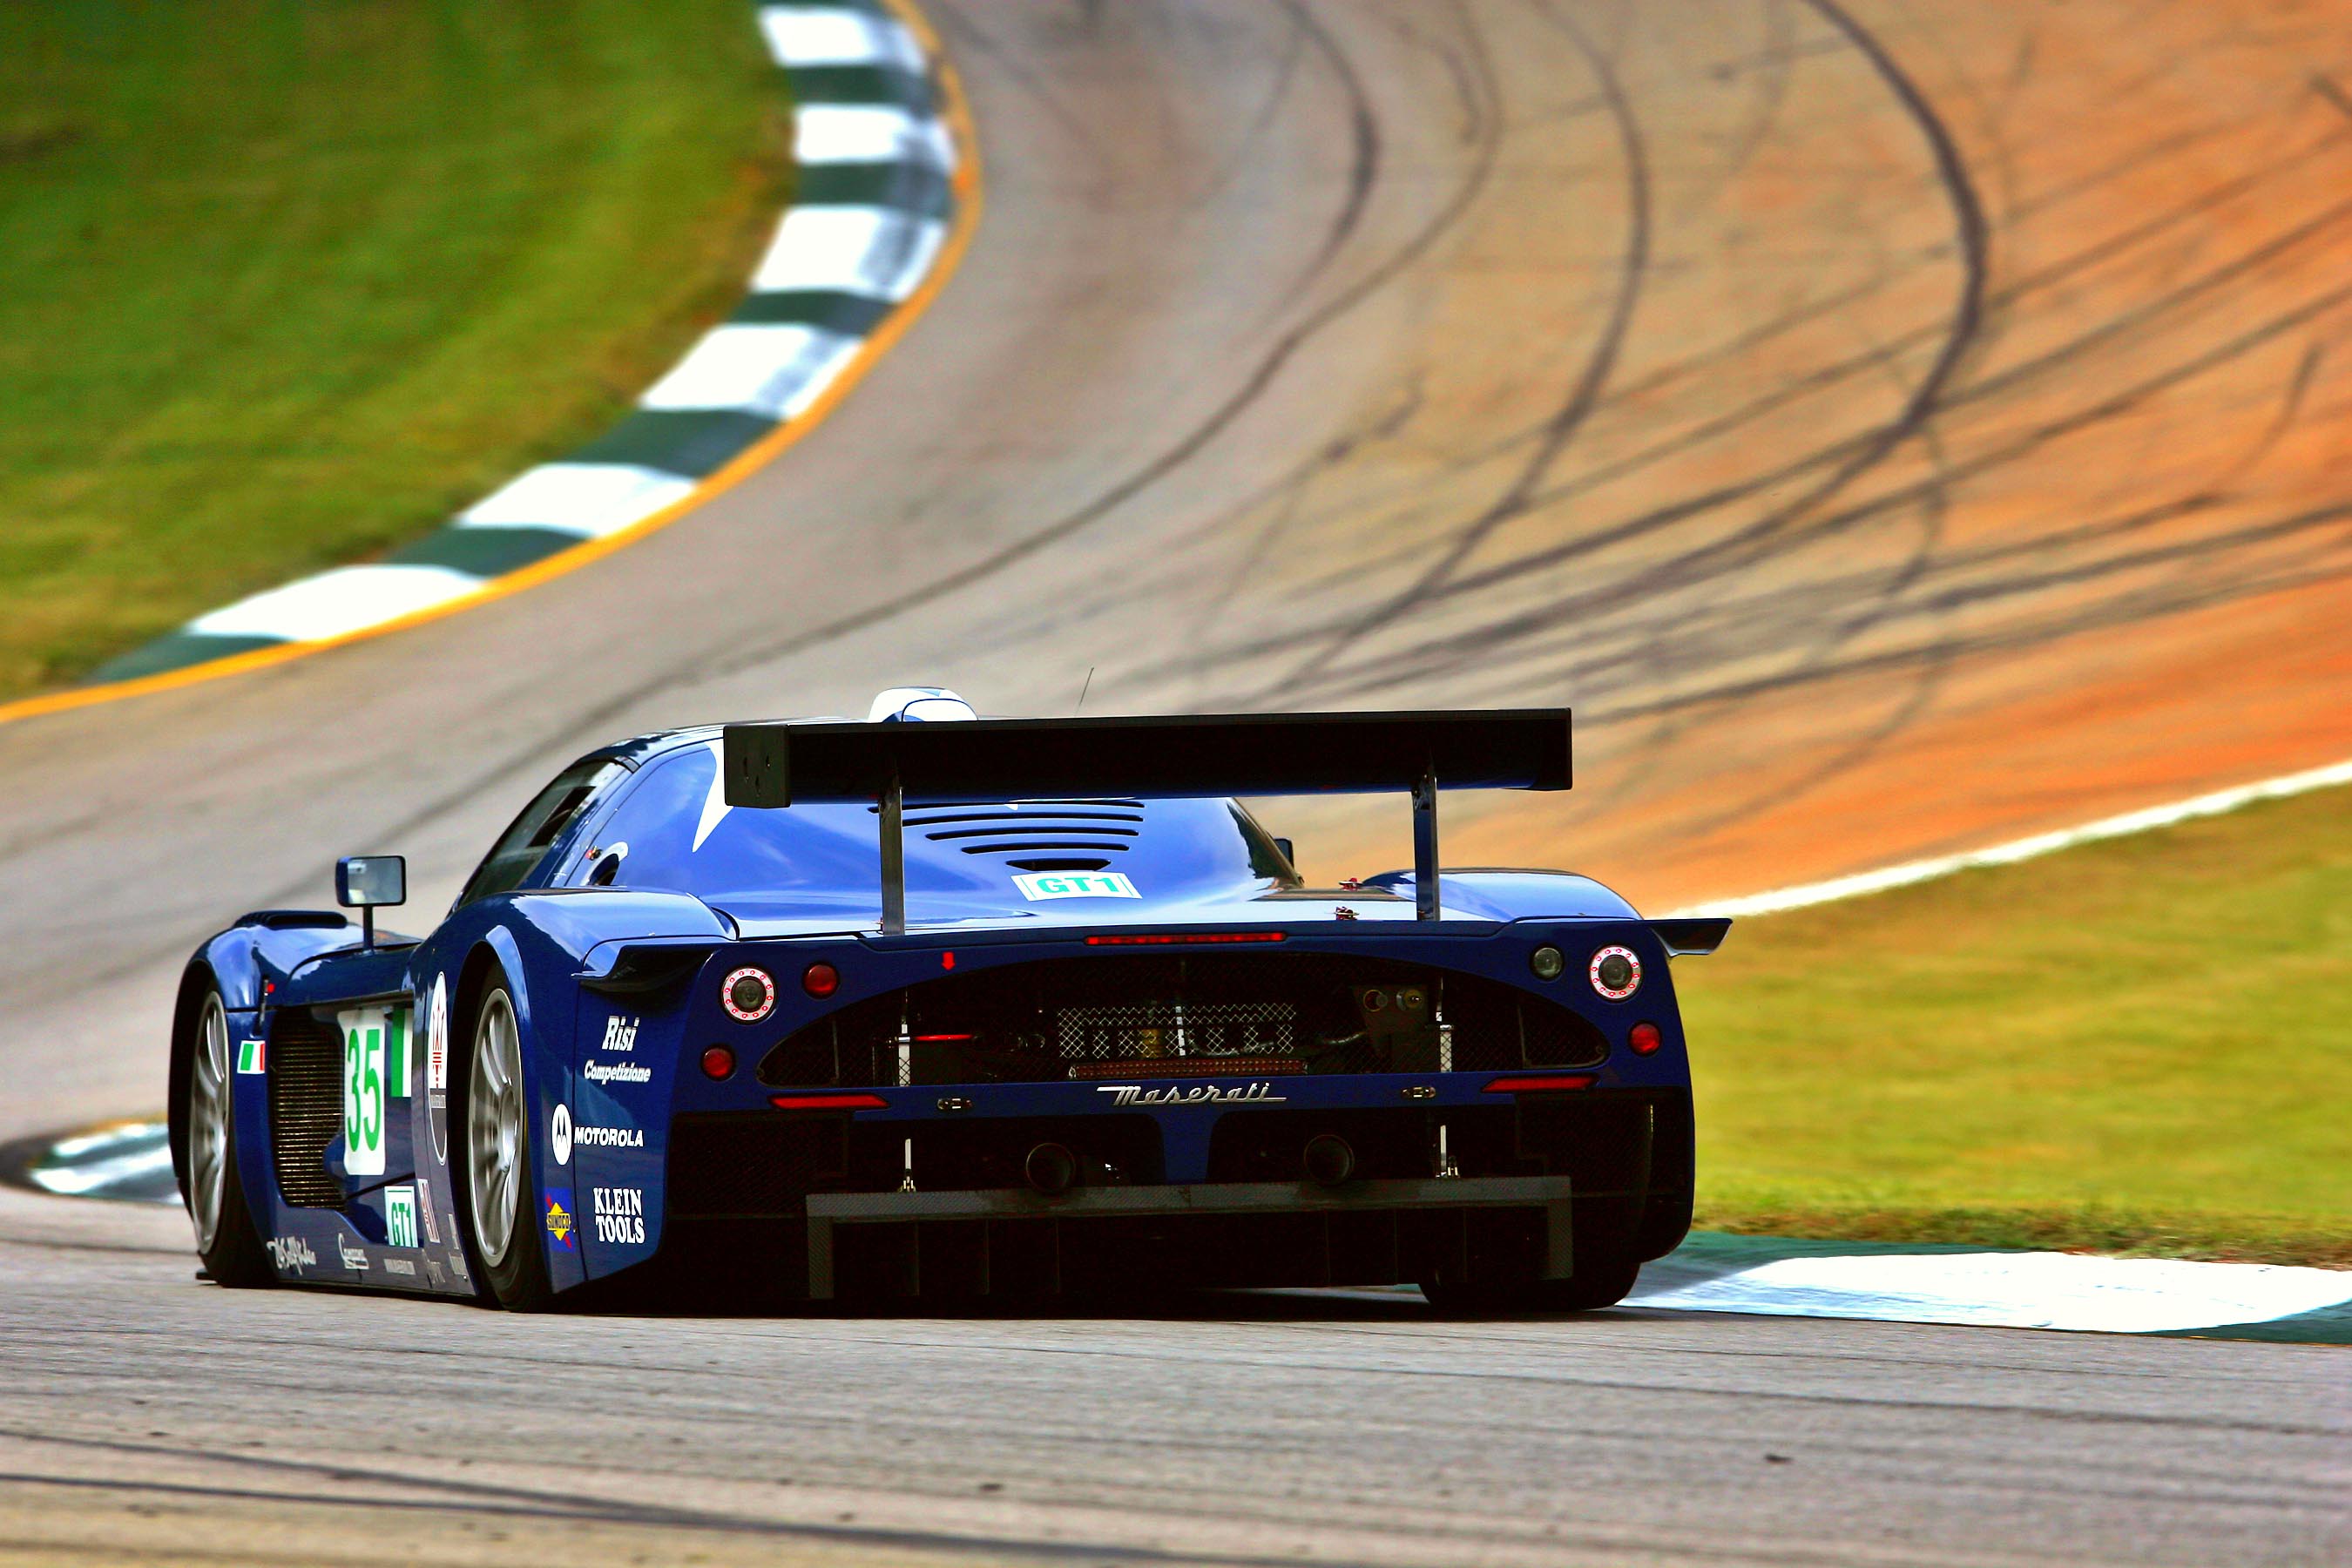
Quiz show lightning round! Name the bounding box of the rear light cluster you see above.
[1629,1022,1663,1056]
[1588,945,1641,1001]
[721,966,775,1023]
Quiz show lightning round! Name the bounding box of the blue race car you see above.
[170,692,1727,1311]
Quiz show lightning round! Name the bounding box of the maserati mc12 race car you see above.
[170,692,1727,1311]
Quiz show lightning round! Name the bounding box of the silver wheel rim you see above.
[188,994,231,1254]
[468,990,525,1269]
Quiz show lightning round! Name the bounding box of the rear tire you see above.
[186,990,274,1288]
[453,970,555,1310]
[1421,1249,1640,1315]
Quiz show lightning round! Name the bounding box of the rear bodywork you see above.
[171,709,1726,1302]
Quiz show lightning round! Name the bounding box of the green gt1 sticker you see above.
[336,1004,414,1179]
[386,1183,418,1248]
[1012,871,1140,900]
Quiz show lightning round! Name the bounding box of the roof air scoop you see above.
[868,687,977,723]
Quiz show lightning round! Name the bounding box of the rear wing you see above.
[723,710,1571,932]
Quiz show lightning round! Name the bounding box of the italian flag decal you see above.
[235,1038,265,1074]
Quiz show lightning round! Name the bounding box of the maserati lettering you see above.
[1094,1081,1288,1106]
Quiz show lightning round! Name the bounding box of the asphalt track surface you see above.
[3,3,2349,1563]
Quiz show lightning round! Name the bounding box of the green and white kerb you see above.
[95,1,958,686]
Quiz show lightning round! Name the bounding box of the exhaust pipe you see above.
[1025,1142,1079,1196]
[1302,1132,1356,1187]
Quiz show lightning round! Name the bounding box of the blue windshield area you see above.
[584,741,1292,919]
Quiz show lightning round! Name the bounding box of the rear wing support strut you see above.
[1412,765,1440,922]
[879,767,907,937]
[722,709,1571,936]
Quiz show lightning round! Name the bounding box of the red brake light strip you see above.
[1085,931,1287,946]
[769,1092,889,1112]
[1482,1074,1597,1094]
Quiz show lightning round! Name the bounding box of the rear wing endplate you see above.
[723,710,1571,933]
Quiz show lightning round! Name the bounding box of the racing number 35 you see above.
[336,1005,411,1179]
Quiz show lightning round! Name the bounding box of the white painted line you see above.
[456,462,699,539]
[1660,757,2352,920]
[1631,1249,2352,1334]
[30,1145,173,1200]
[758,5,925,73]
[187,564,485,644]
[751,205,947,301]
[639,323,865,421]
[794,104,956,171]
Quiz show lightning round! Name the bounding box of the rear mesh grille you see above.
[267,1012,344,1208]
[759,954,1608,1087]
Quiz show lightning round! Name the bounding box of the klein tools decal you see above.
[1014,871,1140,901]
[591,1186,646,1246]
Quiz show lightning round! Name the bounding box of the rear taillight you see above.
[802,962,840,997]
[700,1045,736,1080]
[721,966,775,1022]
[1482,1074,1597,1094]
[1628,1022,1662,1056]
[770,1092,888,1112]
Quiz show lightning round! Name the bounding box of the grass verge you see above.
[1680,782,2352,1267]
[0,0,789,698]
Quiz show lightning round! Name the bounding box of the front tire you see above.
[455,971,555,1310]
[186,989,273,1287]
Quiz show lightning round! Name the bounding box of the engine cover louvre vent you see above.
[893,800,1149,859]
[267,1011,345,1209]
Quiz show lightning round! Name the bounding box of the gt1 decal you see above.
[591,1186,647,1246]
[236,1038,265,1074]
[585,1060,651,1085]
[599,1015,639,1053]
[1013,871,1140,901]
[551,1104,573,1166]
[574,1124,644,1150]
[544,1193,575,1250]
[336,1234,369,1271]
[336,1003,415,1178]
[386,1184,418,1248]
[1094,1080,1287,1106]
[267,1236,316,1274]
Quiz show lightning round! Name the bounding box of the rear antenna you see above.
[1074,666,1095,714]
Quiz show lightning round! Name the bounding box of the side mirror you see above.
[336,855,405,948]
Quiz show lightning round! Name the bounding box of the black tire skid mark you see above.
[1247,187,2352,706]
[1240,0,1990,713]
[1146,105,2351,683]
[688,1,1511,687]
[1254,0,1659,705]
[1294,282,2352,712]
